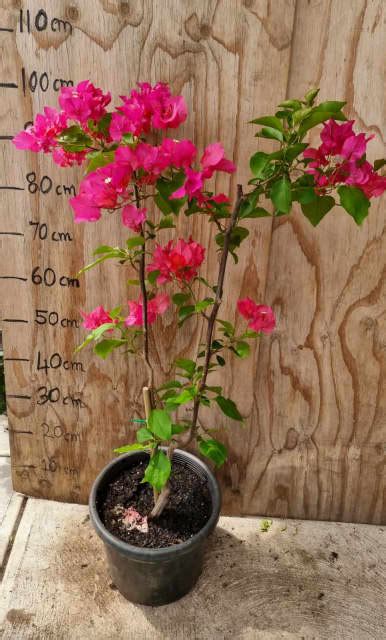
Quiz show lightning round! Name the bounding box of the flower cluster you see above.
[237,298,276,334]
[304,119,386,198]
[148,238,206,284]
[110,82,187,140]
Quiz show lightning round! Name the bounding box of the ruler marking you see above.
[6,394,32,400]
[0,276,27,281]
[2,318,29,323]
[0,232,24,236]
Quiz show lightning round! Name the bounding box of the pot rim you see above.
[89,448,221,561]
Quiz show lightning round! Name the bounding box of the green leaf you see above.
[283,143,308,163]
[249,151,270,177]
[178,305,195,322]
[304,88,320,106]
[198,438,228,467]
[165,388,195,409]
[97,113,112,137]
[172,293,191,306]
[195,298,214,312]
[126,236,145,249]
[142,450,171,491]
[250,116,283,132]
[78,250,125,274]
[137,428,154,443]
[338,186,370,225]
[114,443,150,453]
[216,355,226,367]
[374,158,386,171]
[299,110,346,137]
[93,244,115,255]
[57,125,93,152]
[172,423,188,435]
[148,409,172,440]
[147,269,160,285]
[86,150,115,174]
[240,207,271,219]
[158,215,175,229]
[301,196,335,226]
[235,341,250,358]
[292,186,317,205]
[158,380,182,391]
[155,173,186,215]
[217,320,235,336]
[270,177,292,214]
[278,99,302,110]
[256,127,284,143]
[316,100,346,113]
[94,339,126,359]
[175,358,196,376]
[215,396,243,421]
[292,107,313,125]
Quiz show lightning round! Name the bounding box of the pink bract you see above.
[80,306,114,330]
[59,80,111,124]
[237,298,276,334]
[121,204,147,231]
[147,238,205,284]
[125,294,170,327]
[12,107,67,153]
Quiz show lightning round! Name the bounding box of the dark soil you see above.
[99,461,212,548]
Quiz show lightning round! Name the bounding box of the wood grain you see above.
[242,0,386,524]
[0,500,385,639]
[0,1,384,524]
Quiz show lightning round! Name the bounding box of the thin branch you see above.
[149,184,244,519]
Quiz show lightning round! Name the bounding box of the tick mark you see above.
[0,185,24,191]
[2,318,28,323]
[0,82,18,89]
[8,429,33,435]
[6,394,32,400]
[4,357,30,362]
[0,135,14,140]
[0,276,27,281]
[0,232,24,236]
[0,28,14,33]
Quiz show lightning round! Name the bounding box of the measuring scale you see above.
[0,3,137,503]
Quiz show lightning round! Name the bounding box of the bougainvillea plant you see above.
[14,82,386,518]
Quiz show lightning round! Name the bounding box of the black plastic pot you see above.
[89,448,221,606]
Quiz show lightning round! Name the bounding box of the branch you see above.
[135,184,154,390]
[149,184,244,519]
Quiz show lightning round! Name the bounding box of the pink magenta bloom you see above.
[148,238,205,283]
[125,294,170,327]
[59,80,111,124]
[121,204,147,231]
[80,306,114,330]
[159,138,197,169]
[70,162,131,222]
[303,119,386,198]
[52,147,86,167]
[237,298,276,334]
[110,82,187,141]
[201,143,236,178]
[13,107,67,153]
[151,94,187,129]
[171,169,204,200]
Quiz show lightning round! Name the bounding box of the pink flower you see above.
[159,138,197,169]
[59,80,111,124]
[237,298,276,334]
[125,294,170,327]
[13,107,67,153]
[152,94,187,129]
[80,306,114,330]
[210,193,230,204]
[171,169,204,200]
[110,82,187,141]
[148,238,205,283]
[69,195,101,223]
[52,147,86,167]
[69,162,131,222]
[345,160,386,197]
[319,119,355,156]
[121,204,147,231]
[201,143,236,179]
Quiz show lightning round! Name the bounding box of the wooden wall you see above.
[0,0,384,523]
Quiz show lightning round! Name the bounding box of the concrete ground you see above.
[0,415,385,640]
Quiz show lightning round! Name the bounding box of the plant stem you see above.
[149,184,244,519]
[134,184,154,391]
